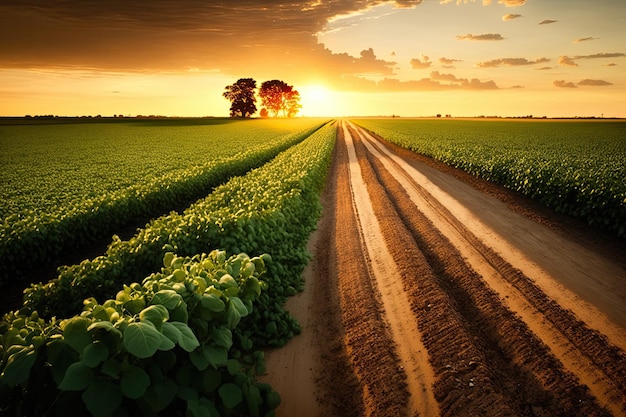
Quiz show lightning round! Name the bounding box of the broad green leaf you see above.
[187,398,219,417]
[139,304,169,330]
[203,345,228,368]
[245,385,262,417]
[229,297,249,317]
[177,386,198,401]
[47,340,79,385]
[226,359,240,376]
[88,320,121,335]
[142,378,177,412]
[124,298,146,315]
[218,383,243,409]
[101,358,123,378]
[161,321,182,344]
[210,327,232,349]
[82,341,109,368]
[158,332,176,351]
[82,380,123,417]
[170,321,200,352]
[163,252,175,268]
[121,366,150,399]
[170,302,189,324]
[58,361,92,391]
[150,290,182,310]
[190,348,209,371]
[266,390,281,410]
[200,294,225,313]
[202,368,222,393]
[62,317,92,353]
[123,322,162,358]
[0,346,36,387]
[224,301,241,329]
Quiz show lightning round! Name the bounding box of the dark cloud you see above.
[0,0,409,83]
[578,79,613,86]
[573,37,597,44]
[573,52,626,60]
[539,19,557,25]
[477,57,550,68]
[456,33,505,41]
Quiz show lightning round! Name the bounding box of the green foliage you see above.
[20,121,336,351]
[0,118,328,287]
[0,250,281,417]
[355,119,626,237]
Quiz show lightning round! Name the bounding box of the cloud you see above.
[539,19,557,25]
[554,80,577,88]
[456,33,505,41]
[410,56,432,69]
[578,79,613,86]
[559,53,625,67]
[439,57,462,68]
[559,56,578,67]
[429,71,498,89]
[498,0,526,6]
[536,66,553,71]
[573,37,597,44]
[502,14,522,21]
[573,52,626,60]
[604,63,617,67]
[477,57,550,68]
[554,79,613,88]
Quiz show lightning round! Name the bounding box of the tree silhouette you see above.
[223,78,257,118]
[259,80,301,118]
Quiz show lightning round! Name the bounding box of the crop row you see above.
[1,120,336,416]
[22,120,336,345]
[0,119,328,287]
[354,119,626,237]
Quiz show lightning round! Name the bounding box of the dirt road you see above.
[263,120,626,416]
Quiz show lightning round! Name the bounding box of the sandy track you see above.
[264,120,626,416]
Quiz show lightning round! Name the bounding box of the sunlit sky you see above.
[1,0,625,118]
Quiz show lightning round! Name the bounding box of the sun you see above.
[299,85,334,116]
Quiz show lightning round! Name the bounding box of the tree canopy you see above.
[222,78,257,118]
[259,80,301,118]
[223,78,301,118]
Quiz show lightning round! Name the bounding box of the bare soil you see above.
[262,121,626,417]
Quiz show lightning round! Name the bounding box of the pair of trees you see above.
[223,78,302,118]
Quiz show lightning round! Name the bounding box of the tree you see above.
[259,108,269,118]
[223,78,257,118]
[259,80,301,118]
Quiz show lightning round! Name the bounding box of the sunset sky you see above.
[1,0,624,118]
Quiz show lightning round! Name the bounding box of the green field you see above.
[0,120,336,417]
[0,117,328,286]
[354,118,626,237]
[0,118,325,219]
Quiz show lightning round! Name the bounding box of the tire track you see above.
[344,121,624,416]
[342,121,439,417]
[353,123,626,416]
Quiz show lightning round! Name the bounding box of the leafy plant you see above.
[0,250,280,417]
